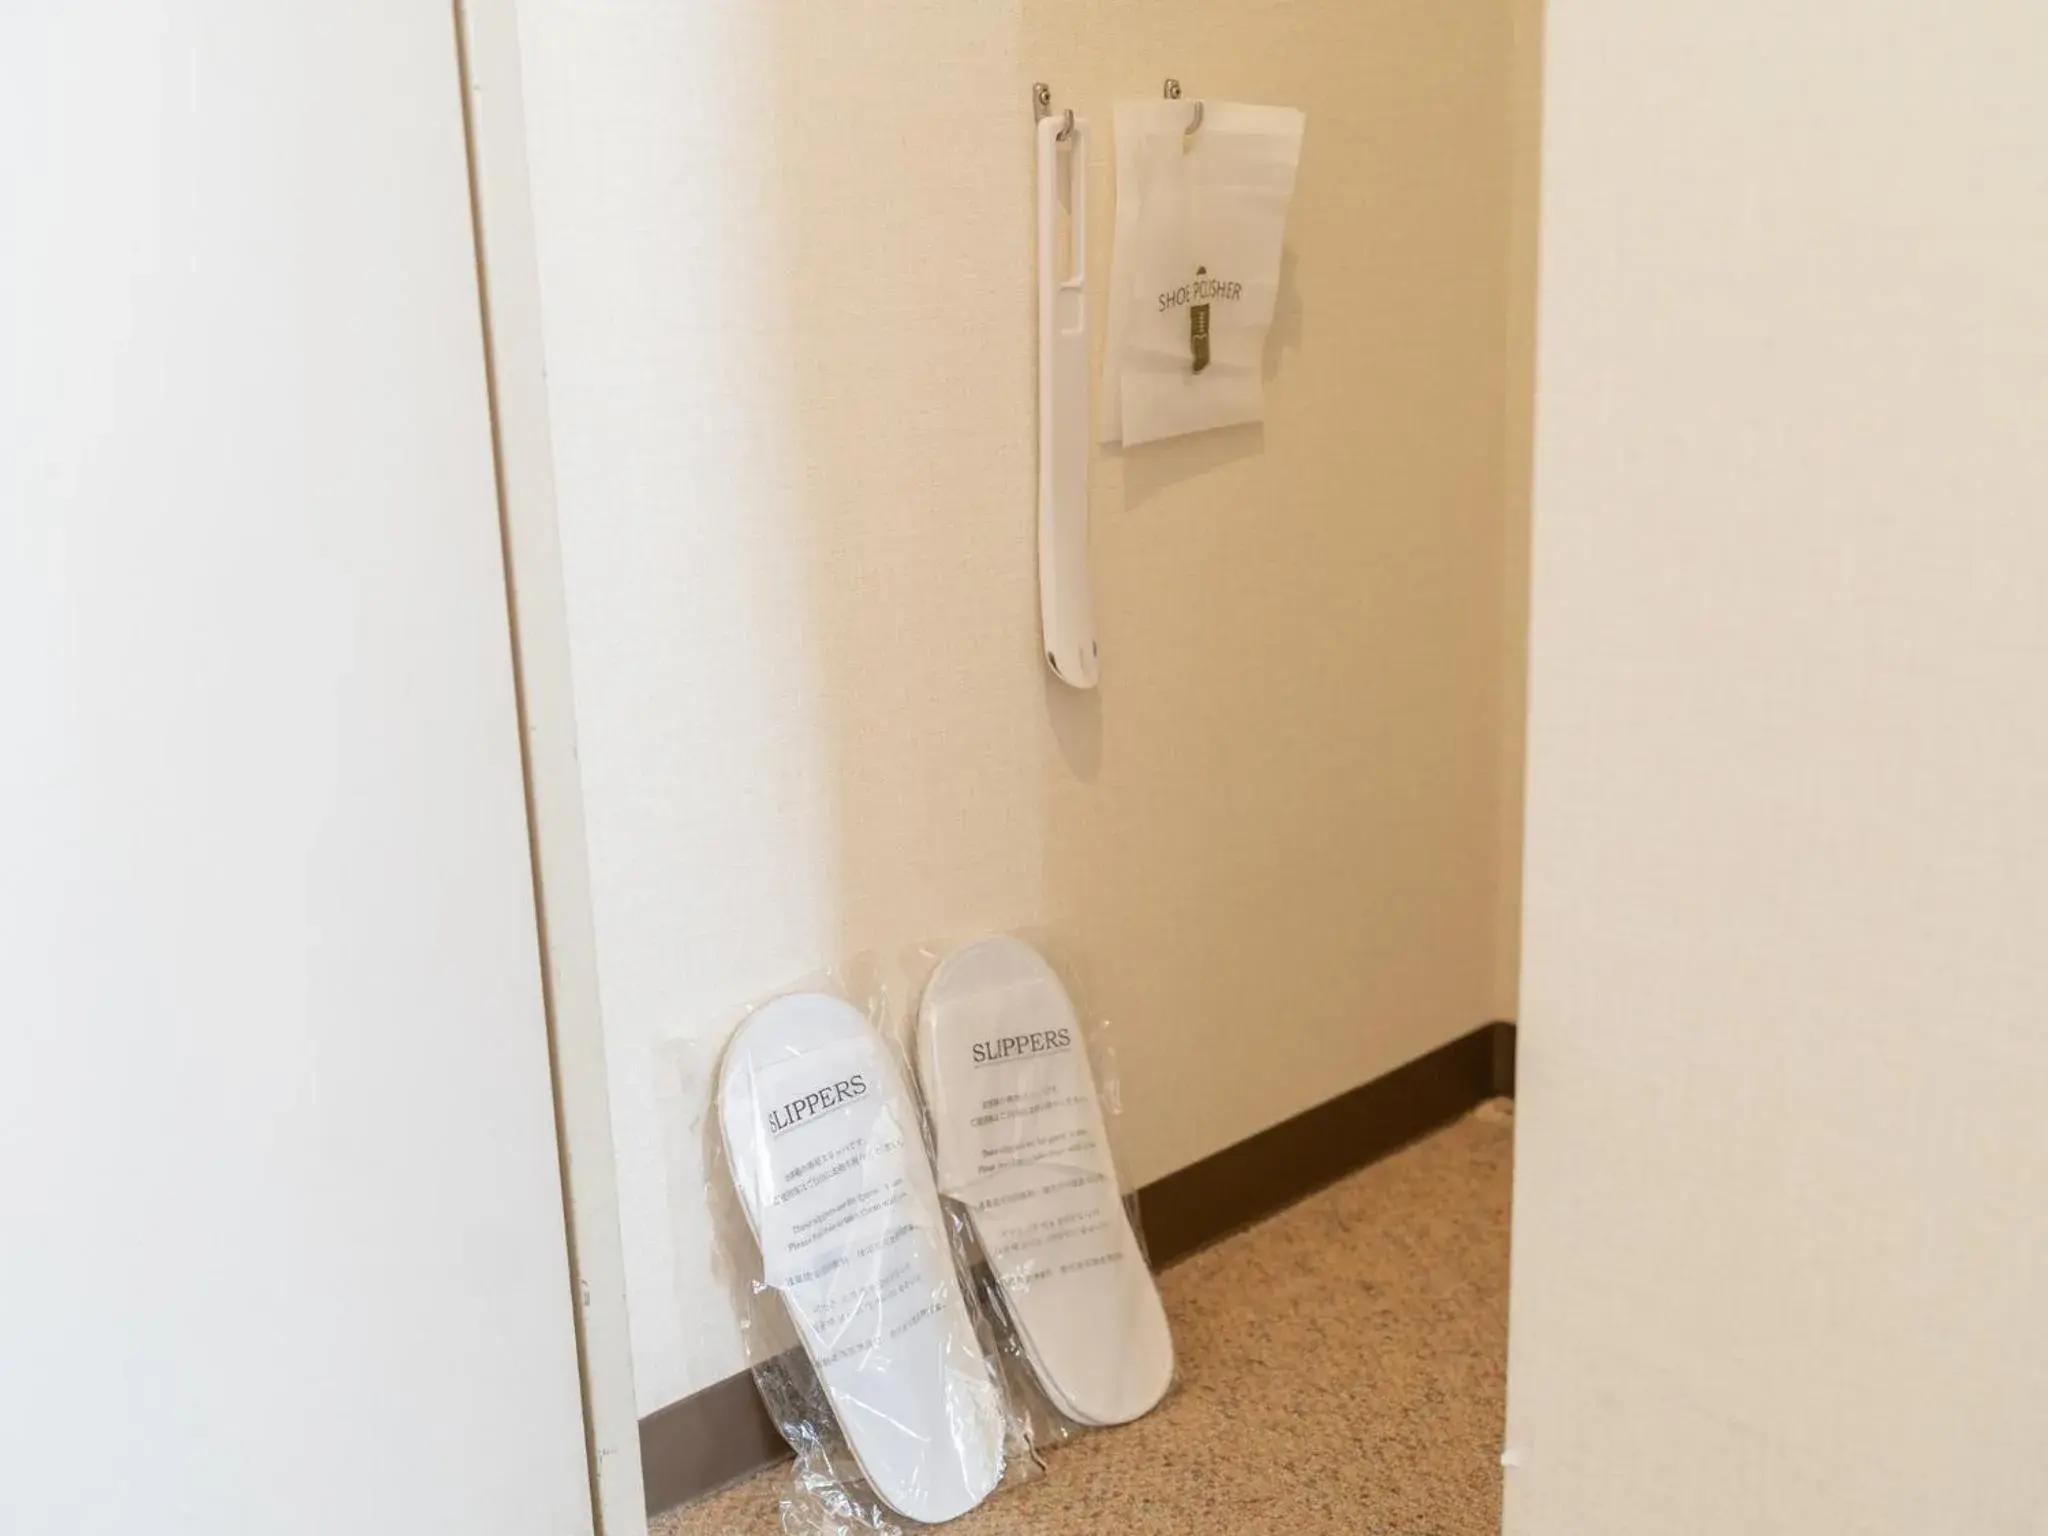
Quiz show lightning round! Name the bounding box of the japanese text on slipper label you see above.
[939,1009,1127,1298]
[751,1046,937,1307]
[937,1013,1115,1193]
[974,1162,1130,1300]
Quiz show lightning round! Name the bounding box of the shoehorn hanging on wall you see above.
[1035,86,1098,689]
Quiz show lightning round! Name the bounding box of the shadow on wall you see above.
[757,0,1527,1193]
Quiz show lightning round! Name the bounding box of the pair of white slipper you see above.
[718,936,1175,1524]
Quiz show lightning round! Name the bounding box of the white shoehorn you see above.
[1037,110,1098,689]
[917,937,1174,1427]
[718,993,1005,1523]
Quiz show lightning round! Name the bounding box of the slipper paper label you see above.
[931,990,1125,1299]
[751,1044,948,1361]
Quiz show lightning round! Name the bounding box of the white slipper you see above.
[718,992,1006,1524]
[917,937,1175,1427]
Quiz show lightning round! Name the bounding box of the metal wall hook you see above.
[1032,82,1076,142]
[1163,77,1203,134]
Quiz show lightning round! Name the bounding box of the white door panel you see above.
[1,5,592,1532]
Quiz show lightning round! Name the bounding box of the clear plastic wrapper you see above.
[679,959,1036,1534]
[905,931,1178,1450]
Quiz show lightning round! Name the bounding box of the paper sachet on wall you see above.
[1100,100,1305,447]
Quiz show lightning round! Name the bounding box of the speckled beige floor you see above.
[657,1103,1514,1536]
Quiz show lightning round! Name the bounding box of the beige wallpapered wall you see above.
[1509,2,2048,1529]
[514,0,1537,1413]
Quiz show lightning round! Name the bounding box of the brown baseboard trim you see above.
[640,1019,1517,1516]
[1138,1020,1515,1266]
[637,1365,787,1519]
